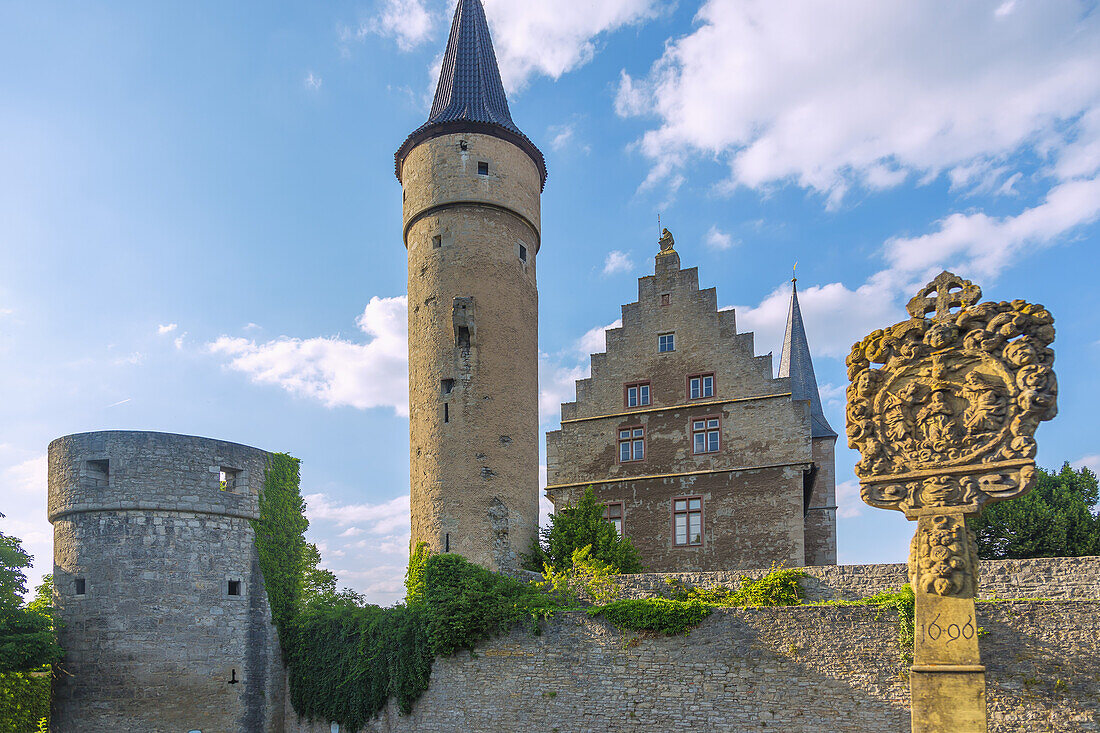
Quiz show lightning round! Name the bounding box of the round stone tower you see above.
[395,0,546,571]
[47,431,284,733]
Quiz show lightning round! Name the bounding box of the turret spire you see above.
[394,0,546,187]
[779,279,837,438]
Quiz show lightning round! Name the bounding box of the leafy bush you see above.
[537,545,621,605]
[0,671,50,733]
[422,553,557,656]
[666,565,806,607]
[523,486,642,573]
[589,599,713,635]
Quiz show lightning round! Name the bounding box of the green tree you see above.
[970,463,1100,559]
[522,486,643,573]
[0,516,61,674]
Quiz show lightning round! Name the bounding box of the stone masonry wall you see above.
[285,600,1100,733]
[546,248,826,572]
[49,431,284,733]
[403,131,541,572]
[612,555,1100,602]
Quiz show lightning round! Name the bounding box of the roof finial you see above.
[792,261,798,285]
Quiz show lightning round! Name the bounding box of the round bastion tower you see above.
[47,431,285,733]
[395,0,546,571]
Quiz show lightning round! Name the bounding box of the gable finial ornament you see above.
[658,228,676,255]
[846,269,1057,732]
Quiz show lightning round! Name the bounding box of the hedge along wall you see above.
[284,600,1100,733]
[611,556,1100,603]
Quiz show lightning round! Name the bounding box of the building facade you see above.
[395,0,546,572]
[545,235,837,571]
[48,431,285,733]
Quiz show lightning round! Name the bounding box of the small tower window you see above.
[477,161,489,176]
[444,403,450,423]
[219,467,241,492]
[432,235,442,249]
[441,378,455,396]
[661,293,671,306]
[74,577,86,596]
[518,244,527,262]
[227,580,242,596]
[658,333,675,352]
[85,459,109,488]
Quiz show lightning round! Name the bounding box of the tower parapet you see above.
[48,431,284,732]
[396,0,543,571]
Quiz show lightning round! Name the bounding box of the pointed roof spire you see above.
[394,0,546,188]
[779,277,837,439]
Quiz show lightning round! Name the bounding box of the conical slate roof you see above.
[778,280,837,439]
[394,0,546,188]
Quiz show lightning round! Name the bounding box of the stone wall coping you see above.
[48,429,269,454]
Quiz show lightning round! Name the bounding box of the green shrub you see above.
[827,585,915,662]
[589,598,713,635]
[538,545,621,605]
[523,486,642,574]
[666,565,806,607]
[0,672,50,733]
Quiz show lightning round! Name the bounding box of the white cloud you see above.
[733,171,1100,361]
[373,0,437,51]
[113,352,145,366]
[836,480,864,519]
[364,0,660,93]
[174,333,187,350]
[157,323,177,335]
[539,318,621,427]
[1072,455,1100,474]
[884,176,1100,281]
[704,225,735,251]
[602,250,634,275]
[305,492,410,534]
[484,0,661,91]
[577,318,622,356]
[208,296,410,416]
[305,72,323,91]
[617,0,1100,203]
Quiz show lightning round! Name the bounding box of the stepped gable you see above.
[558,246,795,424]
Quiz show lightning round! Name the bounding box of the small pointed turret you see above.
[395,0,546,187]
[779,278,837,438]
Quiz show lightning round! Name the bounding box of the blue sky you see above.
[2,0,1099,605]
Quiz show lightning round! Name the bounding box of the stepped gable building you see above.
[545,233,837,571]
[396,0,544,571]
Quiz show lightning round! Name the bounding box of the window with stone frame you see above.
[603,502,624,536]
[688,373,715,399]
[219,467,242,492]
[673,496,703,546]
[84,459,109,488]
[618,426,645,462]
[692,416,721,454]
[658,332,675,353]
[624,381,651,408]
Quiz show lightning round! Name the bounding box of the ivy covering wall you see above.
[255,460,904,732]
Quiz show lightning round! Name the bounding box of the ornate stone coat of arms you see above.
[846,271,1057,524]
[846,271,1058,732]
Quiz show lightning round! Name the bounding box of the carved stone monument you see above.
[846,271,1058,732]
